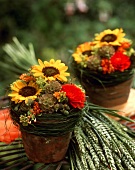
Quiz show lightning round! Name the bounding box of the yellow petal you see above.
[38,59,45,68]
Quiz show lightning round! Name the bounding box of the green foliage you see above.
[1,0,135,51]
[68,102,135,170]
[0,37,37,96]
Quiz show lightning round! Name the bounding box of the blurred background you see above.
[1,0,135,96]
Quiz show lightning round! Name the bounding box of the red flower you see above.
[61,84,86,109]
[110,52,131,72]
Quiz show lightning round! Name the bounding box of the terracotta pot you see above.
[83,78,133,108]
[21,131,72,163]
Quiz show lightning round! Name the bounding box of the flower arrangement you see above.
[71,28,135,108]
[8,58,86,163]
[72,28,135,86]
[8,59,85,127]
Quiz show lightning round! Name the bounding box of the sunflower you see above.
[72,42,94,66]
[75,42,94,54]
[8,80,41,104]
[31,59,70,82]
[93,28,126,47]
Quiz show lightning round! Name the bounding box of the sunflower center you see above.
[82,50,91,56]
[42,67,59,77]
[101,34,117,42]
[19,86,37,97]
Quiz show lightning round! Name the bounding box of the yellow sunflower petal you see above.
[49,59,55,64]
[13,80,26,89]
[56,75,68,82]
[31,65,43,72]
[77,42,92,53]
[60,70,70,75]
[38,59,45,68]
[46,77,56,81]
[36,89,42,94]
[54,60,62,65]
[72,53,83,63]
[10,85,19,92]
[8,91,18,96]
[93,28,126,47]
[58,65,68,71]
[43,61,50,66]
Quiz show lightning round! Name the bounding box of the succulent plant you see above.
[38,94,57,114]
[44,80,62,94]
[98,45,115,58]
[87,55,101,71]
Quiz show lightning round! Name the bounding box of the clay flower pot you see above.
[10,108,82,163]
[21,131,72,163]
[83,77,133,108]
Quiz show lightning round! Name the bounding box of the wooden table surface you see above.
[109,88,135,117]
